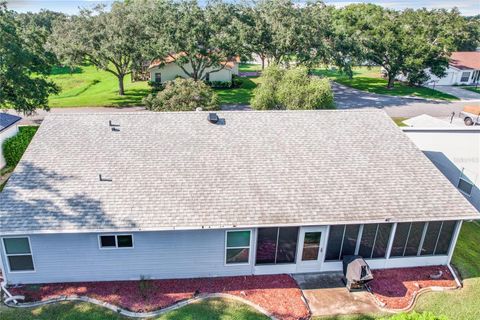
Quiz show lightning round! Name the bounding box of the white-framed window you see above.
[2,237,35,272]
[98,234,134,249]
[154,73,162,82]
[460,71,471,82]
[458,169,474,196]
[225,230,251,265]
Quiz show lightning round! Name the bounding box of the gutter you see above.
[2,216,480,236]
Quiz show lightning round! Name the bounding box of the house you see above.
[403,117,480,212]
[148,54,239,83]
[0,110,478,285]
[0,113,21,169]
[423,51,480,86]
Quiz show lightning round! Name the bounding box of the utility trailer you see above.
[459,105,480,126]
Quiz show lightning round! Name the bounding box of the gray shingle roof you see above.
[0,113,21,133]
[1,110,478,235]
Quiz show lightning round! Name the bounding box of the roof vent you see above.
[99,174,112,182]
[207,113,219,124]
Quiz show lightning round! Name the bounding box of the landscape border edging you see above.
[3,292,278,319]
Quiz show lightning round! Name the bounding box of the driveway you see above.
[431,85,480,101]
[293,272,380,317]
[331,82,476,118]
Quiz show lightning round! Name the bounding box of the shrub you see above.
[383,311,448,320]
[143,78,219,112]
[278,67,334,110]
[207,80,233,88]
[147,81,164,93]
[251,65,285,110]
[251,65,334,110]
[2,126,39,168]
[232,75,243,88]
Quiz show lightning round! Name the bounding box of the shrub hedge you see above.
[2,126,39,168]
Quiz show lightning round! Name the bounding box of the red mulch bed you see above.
[9,274,309,320]
[367,266,457,310]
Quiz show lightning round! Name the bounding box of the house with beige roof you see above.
[0,110,478,285]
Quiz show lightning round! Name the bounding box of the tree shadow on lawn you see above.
[109,88,151,106]
[50,66,83,75]
[216,77,258,104]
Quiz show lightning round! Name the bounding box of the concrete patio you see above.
[293,272,380,317]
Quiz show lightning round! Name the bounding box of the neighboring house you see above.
[0,113,21,169]
[0,110,478,285]
[148,54,239,83]
[403,116,480,212]
[397,51,480,86]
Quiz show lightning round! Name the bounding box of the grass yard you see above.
[313,67,458,101]
[239,63,263,73]
[47,65,150,108]
[392,117,408,127]
[0,298,268,320]
[461,86,480,94]
[216,76,260,105]
[47,64,261,107]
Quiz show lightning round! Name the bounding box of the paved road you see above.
[5,82,479,125]
[331,82,477,118]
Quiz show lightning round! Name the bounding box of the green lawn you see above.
[216,76,260,104]
[47,64,261,107]
[313,67,459,101]
[0,298,267,320]
[47,65,150,108]
[461,86,480,94]
[239,63,263,73]
[392,117,408,127]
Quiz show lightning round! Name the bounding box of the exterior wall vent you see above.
[208,113,219,124]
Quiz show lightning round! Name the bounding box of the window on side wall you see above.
[225,230,251,264]
[154,73,162,83]
[99,235,133,249]
[2,237,35,272]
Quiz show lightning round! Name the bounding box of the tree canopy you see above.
[0,3,59,114]
[145,0,242,81]
[49,1,149,95]
[251,65,334,110]
[143,78,219,111]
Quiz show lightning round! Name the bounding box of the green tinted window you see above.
[4,238,31,254]
[227,231,250,247]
